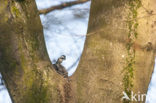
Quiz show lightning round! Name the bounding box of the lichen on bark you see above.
[123,0,141,102]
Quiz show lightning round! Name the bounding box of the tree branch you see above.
[39,0,90,14]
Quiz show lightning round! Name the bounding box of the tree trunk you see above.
[0,0,155,103]
[0,0,71,103]
[71,0,156,103]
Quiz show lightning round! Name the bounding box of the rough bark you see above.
[0,0,71,103]
[0,0,156,103]
[71,0,156,103]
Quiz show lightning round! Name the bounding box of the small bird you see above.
[53,55,68,78]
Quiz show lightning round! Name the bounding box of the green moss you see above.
[24,82,50,103]
[24,69,63,103]
[23,68,50,103]
[123,0,141,103]
[11,6,20,17]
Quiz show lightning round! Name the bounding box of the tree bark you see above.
[71,0,156,103]
[0,0,71,103]
[0,0,155,103]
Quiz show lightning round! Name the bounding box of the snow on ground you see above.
[37,0,90,75]
[0,74,12,103]
[146,60,156,103]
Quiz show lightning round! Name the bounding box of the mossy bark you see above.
[71,0,156,103]
[0,0,71,103]
[0,0,155,103]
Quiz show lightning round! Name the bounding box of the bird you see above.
[53,55,68,78]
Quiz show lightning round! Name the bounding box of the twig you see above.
[39,0,90,15]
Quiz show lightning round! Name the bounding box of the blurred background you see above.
[0,0,155,103]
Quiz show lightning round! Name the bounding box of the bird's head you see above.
[60,55,66,60]
[57,55,66,64]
